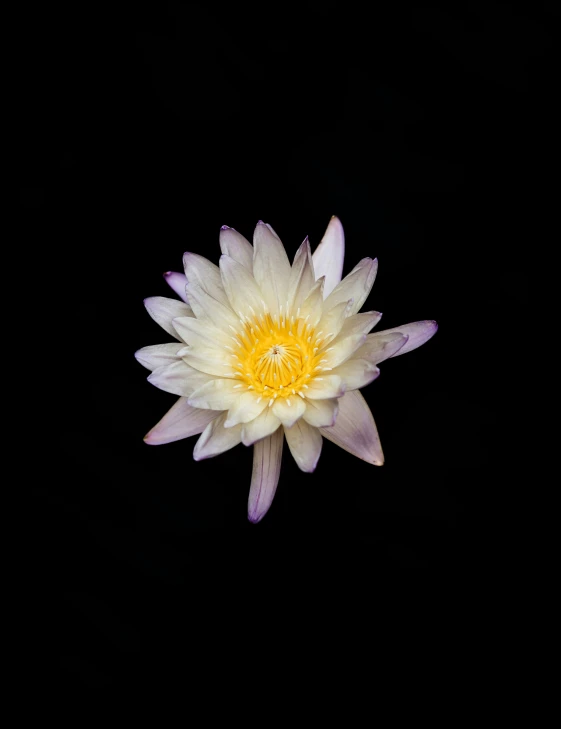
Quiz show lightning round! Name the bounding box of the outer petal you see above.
[247,428,284,523]
[135,342,184,371]
[193,412,243,460]
[272,395,306,428]
[241,407,281,446]
[323,258,378,315]
[320,390,384,465]
[304,374,345,399]
[252,221,291,315]
[188,378,245,410]
[147,360,215,397]
[336,311,383,340]
[219,254,268,318]
[302,398,339,428]
[219,226,253,272]
[144,398,220,445]
[353,332,408,365]
[287,237,316,313]
[184,281,240,330]
[284,419,322,473]
[181,351,239,379]
[163,271,189,303]
[321,332,367,369]
[331,359,380,390]
[183,252,229,306]
[172,315,233,349]
[224,391,268,428]
[312,216,345,298]
[144,297,194,341]
[365,321,438,357]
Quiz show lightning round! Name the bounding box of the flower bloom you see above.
[136,218,437,522]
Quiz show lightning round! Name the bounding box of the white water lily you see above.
[136,217,437,523]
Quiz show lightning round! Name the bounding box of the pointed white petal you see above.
[302,398,339,428]
[172,315,233,349]
[323,258,378,315]
[163,271,189,303]
[224,391,268,428]
[193,412,243,460]
[247,428,284,523]
[219,254,269,317]
[144,297,194,340]
[134,342,184,371]
[183,252,229,306]
[320,390,384,465]
[305,374,345,399]
[188,378,245,410]
[330,359,380,390]
[184,281,240,330]
[353,332,408,365]
[284,419,322,473]
[252,221,291,315]
[272,395,306,428]
[219,226,253,272]
[365,320,438,357]
[312,216,345,298]
[147,360,216,397]
[144,398,220,445]
[181,351,239,379]
[322,333,366,369]
[298,277,325,330]
[336,310,382,340]
[241,407,281,446]
[316,300,353,344]
[287,238,316,313]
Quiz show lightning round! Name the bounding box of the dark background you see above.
[24,1,550,692]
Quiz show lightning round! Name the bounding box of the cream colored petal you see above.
[298,277,325,330]
[312,216,345,298]
[316,300,353,344]
[241,407,281,446]
[219,254,268,317]
[144,296,194,341]
[247,428,284,524]
[224,391,268,428]
[219,226,253,272]
[302,398,339,428]
[335,311,382,341]
[181,351,239,379]
[144,398,220,445]
[323,257,378,315]
[365,321,438,357]
[163,271,189,303]
[305,374,345,399]
[193,412,243,460]
[134,342,184,371]
[272,395,306,428]
[283,419,322,473]
[353,332,408,365]
[287,238,316,313]
[322,333,366,369]
[172,315,233,349]
[187,378,244,410]
[330,359,380,390]
[252,221,291,316]
[183,252,229,306]
[147,360,215,397]
[184,281,240,330]
[320,390,384,465]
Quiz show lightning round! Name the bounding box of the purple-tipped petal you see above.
[248,427,284,523]
[312,216,345,298]
[319,390,384,466]
[163,271,189,303]
[144,398,219,445]
[367,320,438,357]
[219,226,253,272]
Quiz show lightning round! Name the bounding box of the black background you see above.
[24,1,550,692]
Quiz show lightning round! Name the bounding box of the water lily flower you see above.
[136,217,437,523]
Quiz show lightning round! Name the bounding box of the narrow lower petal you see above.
[144,398,220,445]
[188,378,245,410]
[312,216,345,298]
[305,374,345,399]
[241,407,281,446]
[248,428,284,523]
[219,226,253,272]
[135,342,184,371]
[224,391,268,428]
[148,360,215,397]
[144,297,194,340]
[353,332,408,365]
[163,271,189,303]
[366,320,438,357]
[252,221,291,315]
[320,390,384,465]
[183,252,229,306]
[323,257,378,315]
[272,394,306,428]
[302,398,339,428]
[331,359,380,390]
[193,412,243,460]
[284,419,322,473]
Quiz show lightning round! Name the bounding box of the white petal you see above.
[241,407,281,446]
[224,391,268,428]
[323,258,378,315]
[184,281,240,330]
[252,221,291,315]
[287,238,316,313]
[320,390,384,465]
[144,297,194,341]
[272,395,306,428]
[247,428,284,523]
[305,374,345,399]
[147,360,216,397]
[331,359,380,390]
[336,311,382,340]
[298,277,325,330]
[144,398,220,445]
[188,378,244,410]
[193,412,243,460]
[283,419,322,473]
[219,254,269,317]
[181,351,239,379]
[172,315,233,349]
[163,271,189,303]
[219,226,253,272]
[316,300,353,344]
[353,332,408,365]
[183,252,229,306]
[302,398,339,428]
[365,320,438,357]
[134,342,184,371]
[322,333,366,369]
[312,216,345,298]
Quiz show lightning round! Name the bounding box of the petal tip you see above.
[220,225,230,230]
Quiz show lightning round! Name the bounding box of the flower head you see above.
[136,218,437,522]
